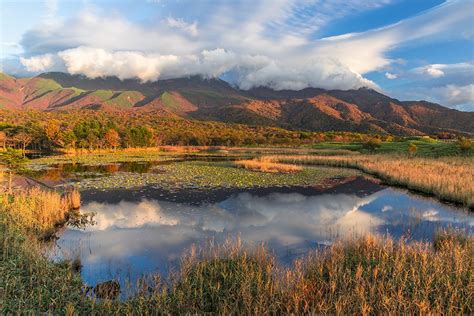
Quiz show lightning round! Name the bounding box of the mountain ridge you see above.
[1,72,473,136]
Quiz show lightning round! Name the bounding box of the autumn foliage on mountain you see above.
[0,72,472,150]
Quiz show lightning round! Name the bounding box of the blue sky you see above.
[1,0,473,110]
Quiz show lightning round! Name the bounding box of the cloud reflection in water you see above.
[53,188,472,288]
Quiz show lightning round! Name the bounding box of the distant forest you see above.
[0,110,400,151]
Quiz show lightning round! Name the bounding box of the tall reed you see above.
[269,155,474,207]
[1,187,81,233]
[284,233,473,314]
[115,232,473,315]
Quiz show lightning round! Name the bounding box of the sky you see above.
[1,0,473,111]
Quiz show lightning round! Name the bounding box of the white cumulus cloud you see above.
[20,53,56,72]
[21,46,377,90]
[415,64,445,78]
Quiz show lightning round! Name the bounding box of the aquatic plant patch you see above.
[66,161,358,191]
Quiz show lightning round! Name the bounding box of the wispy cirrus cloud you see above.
[165,17,198,36]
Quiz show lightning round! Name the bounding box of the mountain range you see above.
[1,72,473,136]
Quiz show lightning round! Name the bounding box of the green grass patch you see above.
[313,138,472,157]
[1,223,90,314]
[33,78,62,92]
[105,91,143,108]
[160,91,181,112]
[90,89,115,100]
[66,87,85,97]
[313,142,364,151]
[29,78,63,98]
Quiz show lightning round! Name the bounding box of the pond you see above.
[46,169,473,298]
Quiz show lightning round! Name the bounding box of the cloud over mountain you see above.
[8,0,474,104]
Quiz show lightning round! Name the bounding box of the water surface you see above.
[49,176,473,295]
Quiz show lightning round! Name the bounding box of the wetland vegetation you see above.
[1,187,472,314]
[1,143,473,314]
[270,154,474,208]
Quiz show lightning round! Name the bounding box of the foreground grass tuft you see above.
[0,188,90,314]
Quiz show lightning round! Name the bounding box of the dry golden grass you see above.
[61,188,81,210]
[235,157,303,173]
[282,233,473,314]
[120,233,473,314]
[159,145,215,153]
[0,187,81,233]
[269,155,474,207]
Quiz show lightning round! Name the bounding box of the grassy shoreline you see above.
[269,155,474,208]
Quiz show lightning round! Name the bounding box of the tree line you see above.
[0,110,397,152]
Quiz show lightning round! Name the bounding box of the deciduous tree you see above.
[13,132,33,156]
[0,148,27,193]
[104,129,120,149]
[363,138,381,153]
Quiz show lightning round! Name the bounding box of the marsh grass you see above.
[119,233,473,314]
[433,228,472,251]
[0,223,90,314]
[269,155,474,208]
[158,239,282,314]
[0,187,91,314]
[235,157,302,173]
[62,188,81,210]
[286,233,473,314]
[0,188,80,235]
